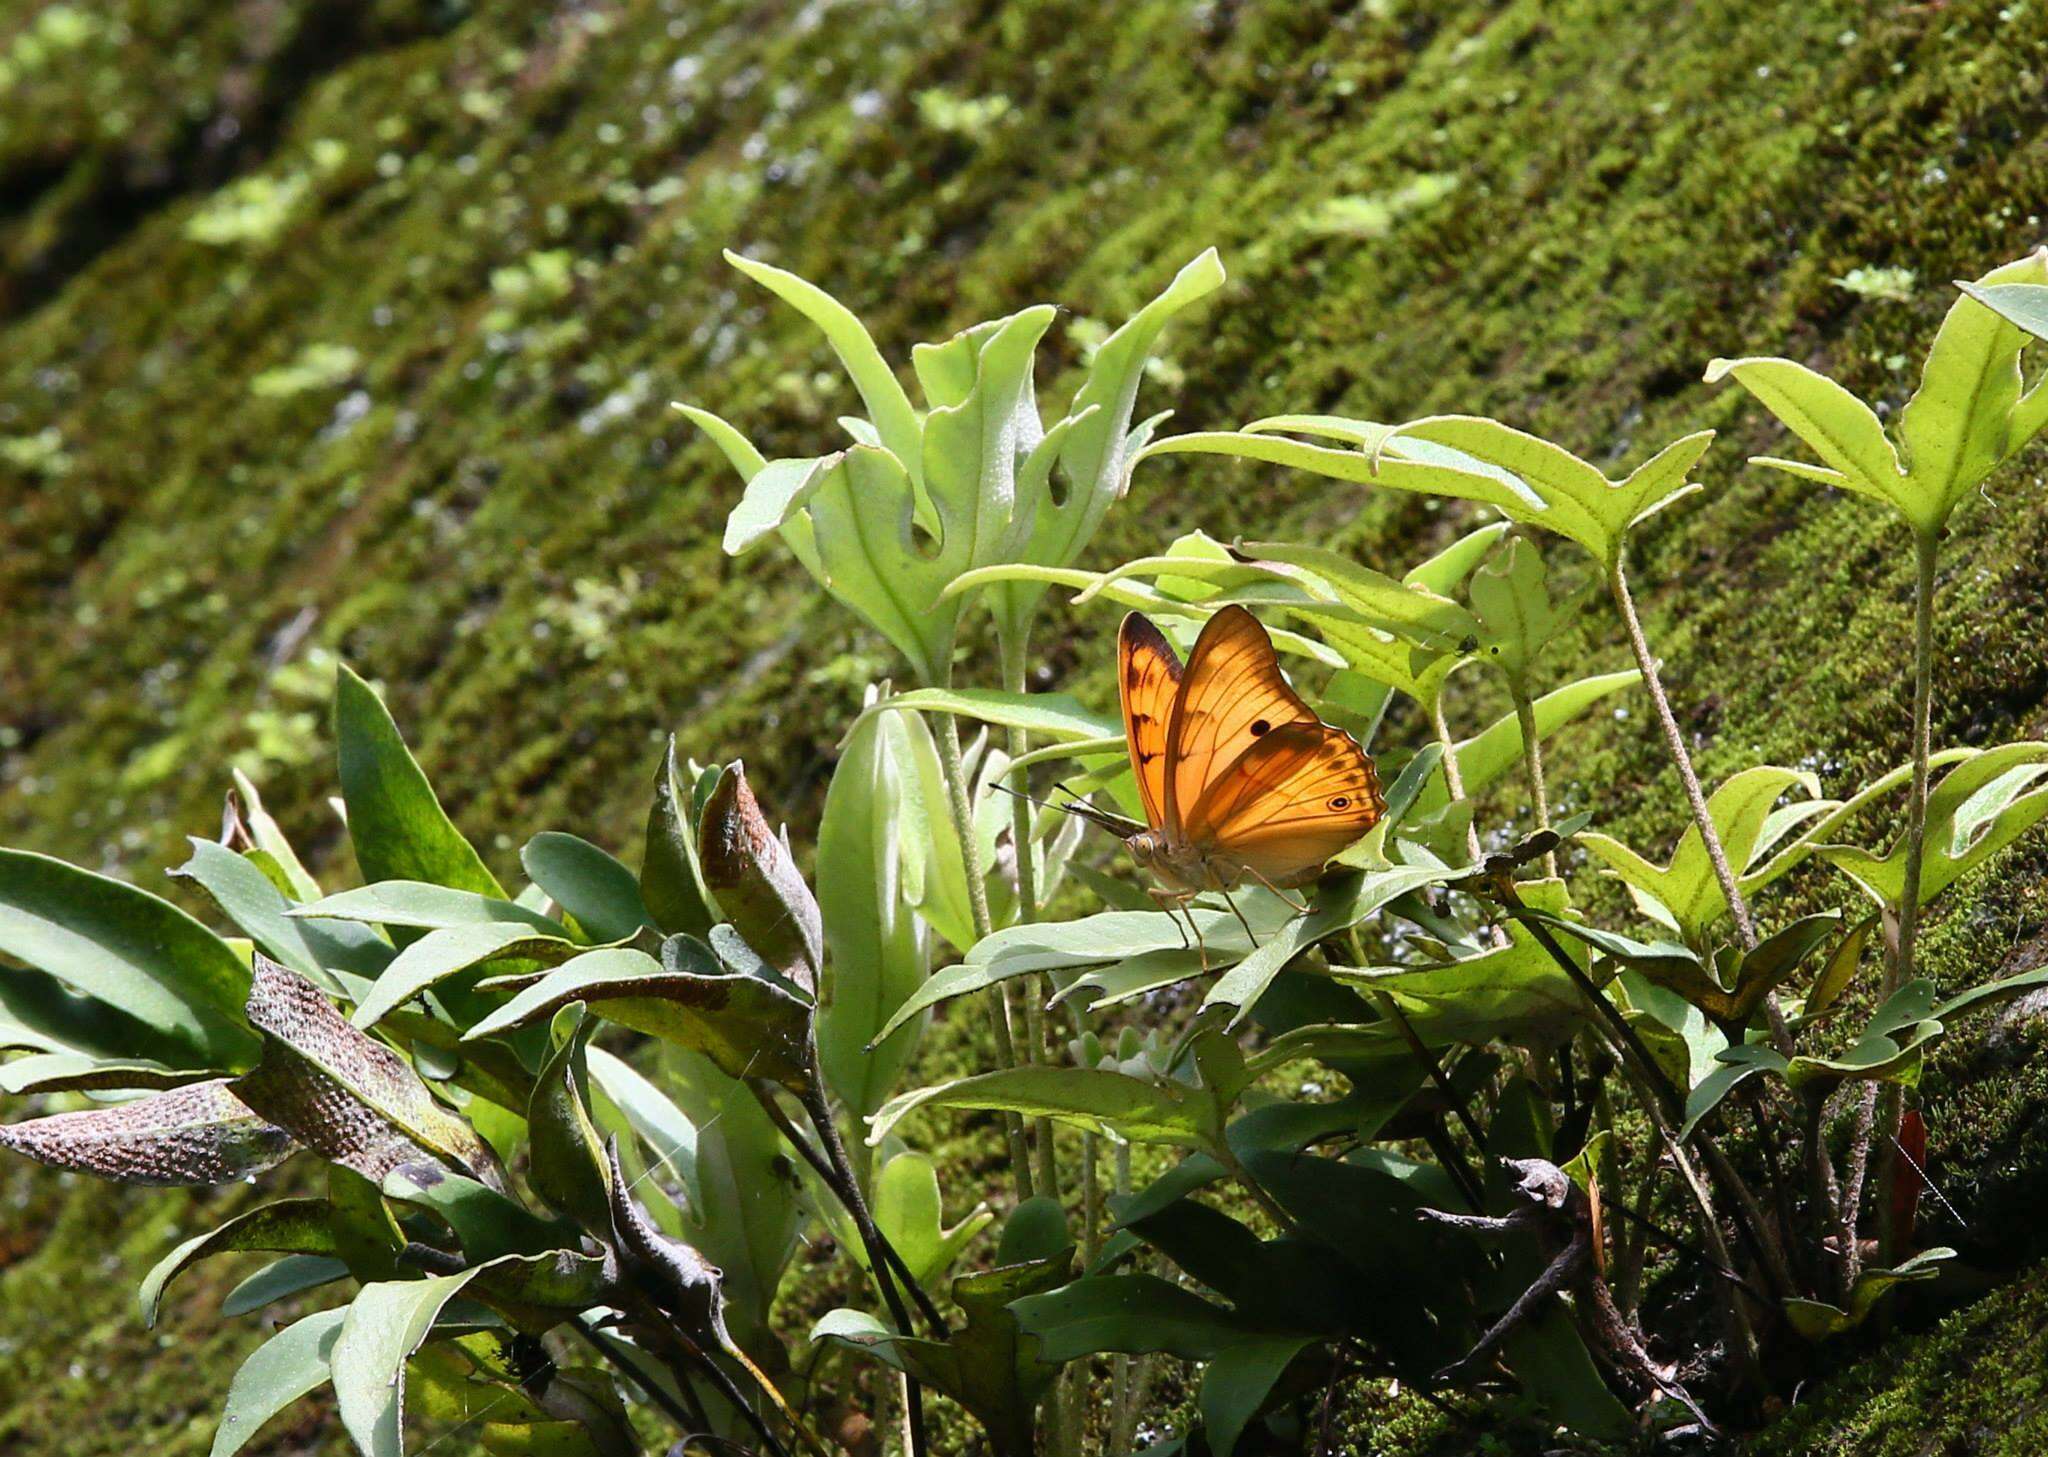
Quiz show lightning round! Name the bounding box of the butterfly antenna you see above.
[990,781,1144,838]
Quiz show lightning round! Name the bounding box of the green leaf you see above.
[172,837,349,992]
[0,848,258,1067]
[0,1052,214,1095]
[639,739,719,939]
[222,1255,350,1317]
[526,1006,613,1234]
[1899,253,2046,524]
[1817,743,2048,911]
[466,944,813,1090]
[1703,358,1908,520]
[1337,881,1600,1051]
[1402,671,1640,820]
[870,1065,1215,1152]
[1580,766,1822,944]
[335,663,503,898]
[870,687,1120,744]
[0,1077,291,1185]
[228,769,324,903]
[1781,979,1944,1091]
[1203,866,1459,1025]
[697,763,821,990]
[1466,535,1578,695]
[292,882,567,936]
[817,699,930,1120]
[870,1149,992,1286]
[721,251,923,481]
[140,1199,339,1327]
[520,833,656,944]
[1678,1045,1782,1141]
[235,957,502,1185]
[1139,425,1543,518]
[351,923,585,1031]
[1201,1336,1313,1457]
[333,1268,489,1457]
[208,1308,348,1457]
[1387,418,1712,569]
[382,1164,568,1263]
[1784,1248,1955,1341]
[1012,1272,1243,1362]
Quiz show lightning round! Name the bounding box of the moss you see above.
[7,0,2048,1451]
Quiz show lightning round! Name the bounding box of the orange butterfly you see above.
[1060,605,1385,953]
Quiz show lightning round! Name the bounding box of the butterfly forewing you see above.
[1118,613,1183,833]
[1163,605,1323,833]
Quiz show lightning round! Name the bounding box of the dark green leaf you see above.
[521,833,656,944]
[140,1199,339,1327]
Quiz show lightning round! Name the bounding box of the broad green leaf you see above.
[1202,1336,1314,1457]
[382,1165,568,1263]
[140,1199,339,1327]
[222,1255,350,1317]
[173,838,348,992]
[1138,425,1543,517]
[1817,743,2048,911]
[1780,979,1944,1091]
[1203,865,1460,1025]
[466,944,813,1090]
[587,1047,801,1353]
[526,1007,612,1234]
[292,882,566,936]
[1580,766,1822,944]
[335,663,503,898]
[1404,521,1515,595]
[813,1252,1074,1457]
[1466,535,1578,696]
[638,739,719,939]
[0,1077,290,1185]
[1898,253,2046,523]
[1784,1248,1955,1341]
[721,250,923,481]
[1012,1272,1243,1362]
[235,957,502,1185]
[817,698,929,1120]
[0,848,258,1067]
[1383,418,1713,569]
[1337,881,1599,1051]
[0,964,166,1060]
[870,1149,992,1286]
[229,769,324,903]
[520,833,656,944]
[1678,1044,1783,1141]
[1703,358,1909,520]
[0,1052,213,1095]
[333,1268,489,1457]
[351,923,584,1030]
[870,1065,1214,1152]
[209,1307,348,1457]
[1402,670,1639,820]
[869,687,1119,744]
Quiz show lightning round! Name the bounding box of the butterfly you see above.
[1049,605,1385,955]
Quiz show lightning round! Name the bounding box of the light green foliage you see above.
[1709,251,2048,540]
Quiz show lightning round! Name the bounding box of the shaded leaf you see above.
[140,1199,339,1327]
[1784,1248,1955,1341]
[209,1308,347,1457]
[520,833,656,944]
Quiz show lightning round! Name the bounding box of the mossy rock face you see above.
[6,0,2048,1452]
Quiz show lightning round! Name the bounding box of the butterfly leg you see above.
[1220,888,1262,950]
[1150,889,1201,964]
[1242,864,1311,915]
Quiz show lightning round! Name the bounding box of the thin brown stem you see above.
[999,633,1061,1204]
[1428,694,1484,863]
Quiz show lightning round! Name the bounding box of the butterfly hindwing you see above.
[1163,605,1322,832]
[1118,613,1183,833]
[1181,721,1385,886]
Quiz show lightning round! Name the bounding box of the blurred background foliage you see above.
[6,0,2048,1452]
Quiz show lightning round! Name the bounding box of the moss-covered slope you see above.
[6,0,2048,1451]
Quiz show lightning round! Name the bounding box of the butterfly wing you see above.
[1163,605,1323,833]
[1118,613,1183,833]
[1180,721,1384,884]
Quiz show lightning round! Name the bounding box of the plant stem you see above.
[569,1321,709,1435]
[999,632,1061,1206]
[1839,1081,1879,1289]
[1428,694,1483,862]
[1895,531,1941,991]
[1110,1141,1135,1453]
[1511,692,1560,878]
[1608,560,1757,950]
[934,702,1035,1196]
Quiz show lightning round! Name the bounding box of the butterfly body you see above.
[1112,606,1384,923]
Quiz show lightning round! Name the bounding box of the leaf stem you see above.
[1512,692,1560,879]
[1427,694,1483,862]
[933,701,1035,1196]
[1608,560,1757,950]
[999,631,1060,1204]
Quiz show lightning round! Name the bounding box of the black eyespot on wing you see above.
[1250,719,1270,736]
[1330,796,1349,809]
